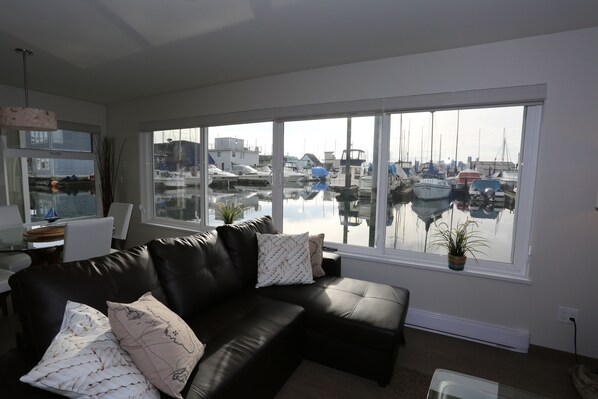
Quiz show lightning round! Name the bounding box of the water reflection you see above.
[152,181,514,263]
[29,186,96,222]
[29,178,514,263]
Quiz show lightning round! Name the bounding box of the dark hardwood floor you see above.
[396,327,592,398]
[1,297,594,398]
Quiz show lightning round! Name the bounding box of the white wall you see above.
[108,27,598,358]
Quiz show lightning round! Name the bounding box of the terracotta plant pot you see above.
[448,254,467,271]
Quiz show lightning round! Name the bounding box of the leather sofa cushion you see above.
[216,216,276,287]
[181,291,304,399]
[148,230,242,319]
[9,245,166,361]
[257,276,409,352]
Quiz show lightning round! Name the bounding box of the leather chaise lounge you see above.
[1,216,410,398]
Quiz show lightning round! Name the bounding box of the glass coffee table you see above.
[427,369,547,399]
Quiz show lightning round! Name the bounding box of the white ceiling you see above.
[1,0,598,104]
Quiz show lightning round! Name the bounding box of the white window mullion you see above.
[511,104,542,277]
[376,114,391,251]
[200,127,209,227]
[139,131,154,222]
[272,121,284,231]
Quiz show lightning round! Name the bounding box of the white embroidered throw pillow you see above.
[256,232,314,288]
[107,292,205,399]
[20,301,159,399]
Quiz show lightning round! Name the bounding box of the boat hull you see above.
[413,179,452,200]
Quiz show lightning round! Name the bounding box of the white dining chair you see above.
[0,205,32,272]
[62,217,114,263]
[107,202,133,251]
[0,268,14,317]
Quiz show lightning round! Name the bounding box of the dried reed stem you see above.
[94,135,126,216]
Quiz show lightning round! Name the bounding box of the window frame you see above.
[139,85,545,280]
[1,121,101,221]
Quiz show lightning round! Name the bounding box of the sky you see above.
[154,105,524,167]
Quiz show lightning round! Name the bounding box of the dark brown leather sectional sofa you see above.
[1,216,410,398]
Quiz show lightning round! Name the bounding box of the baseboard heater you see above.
[405,308,530,353]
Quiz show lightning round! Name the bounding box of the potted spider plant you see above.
[431,219,488,271]
[215,201,248,224]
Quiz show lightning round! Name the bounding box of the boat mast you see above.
[439,134,442,164]
[398,114,403,164]
[454,110,460,174]
[407,120,411,166]
[344,117,352,189]
[429,112,434,168]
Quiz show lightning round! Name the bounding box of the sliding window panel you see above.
[152,128,202,222]
[386,106,524,264]
[206,122,273,226]
[282,116,379,247]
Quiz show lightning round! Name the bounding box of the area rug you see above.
[276,360,431,399]
[391,366,432,398]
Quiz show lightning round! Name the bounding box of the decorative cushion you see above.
[107,292,205,399]
[20,301,159,399]
[309,233,326,278]
[256,232,314,288]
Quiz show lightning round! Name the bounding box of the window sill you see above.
[140,219,212,234]
[334,248,532,285]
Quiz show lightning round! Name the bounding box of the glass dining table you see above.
[0,223,66,253]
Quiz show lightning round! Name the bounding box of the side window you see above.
[1,127,97,222]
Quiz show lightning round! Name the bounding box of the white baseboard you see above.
[405,308,530,353]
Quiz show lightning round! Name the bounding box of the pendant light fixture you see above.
[0,48,57,131]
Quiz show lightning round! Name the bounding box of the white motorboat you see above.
[208,164,239,184]
[329,149,367,191]
[258,165,306,183]
[232,165,271,185]
[183,171,214,186]
[155,171,186,188]
[283,167,306,183]
[496,170,518,193]
[412,178,452,200]
[358,163,409,196]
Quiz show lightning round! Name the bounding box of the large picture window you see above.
[385,107,523,264]
[140,87,542,279]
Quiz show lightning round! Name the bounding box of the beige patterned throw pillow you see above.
[20,301,159,399]
[309,233,326,278]
[107,292,205,399]
[256,232,314,288]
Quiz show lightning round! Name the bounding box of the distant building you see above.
[209,137,260,171]
[472,160,517,177]
[300,153,323,168]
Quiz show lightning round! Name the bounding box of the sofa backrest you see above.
[216,215,276,287]
[9,245,165,360]
[147,230,242,319]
